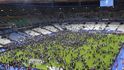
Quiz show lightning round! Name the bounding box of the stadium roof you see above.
[0,0,123,10]
[0,0,98,3]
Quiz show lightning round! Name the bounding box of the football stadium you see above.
[0,0,124,70]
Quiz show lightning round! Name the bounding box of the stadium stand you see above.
[117,24,124,32]
[9,33,26,42]
[0,45,3,48]
[53,24,64,31]
[0,22,123,48]
[105,22,120,31]
[93,22,107,30]
[25,30,40,37]
[43,26,59,32]
[33,27,52,35]
[0,38,11,45]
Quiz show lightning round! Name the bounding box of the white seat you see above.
[53,24,63,31]
[99,22,107,30]
[0,38,11,45]
[33,28,52,35]
[0,45,3,48]
[65,24,85,32]
[25,30,40,37]
[105,22,120,31]
[84,22,96,30]
[43,26,59,32]
[117,24,124,32]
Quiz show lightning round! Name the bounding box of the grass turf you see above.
[0,32,124,70]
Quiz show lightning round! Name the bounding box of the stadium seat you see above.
[33,27,52,35]
[0,38,11,45]
[25,30,40,37]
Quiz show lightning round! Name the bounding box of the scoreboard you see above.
[100,0,114,7]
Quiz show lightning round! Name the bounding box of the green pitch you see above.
[0,32,124,70]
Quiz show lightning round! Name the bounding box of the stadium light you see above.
[59,8,62,10]
[9,9,12,11]
[1,9,4,12]
[72,8,75,10]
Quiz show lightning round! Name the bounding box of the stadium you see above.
[0,0,124,70]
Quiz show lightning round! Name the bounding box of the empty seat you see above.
[33,28,52,35]
[25,30,40,37]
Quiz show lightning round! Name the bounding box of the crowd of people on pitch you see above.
[0,30,123,70]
